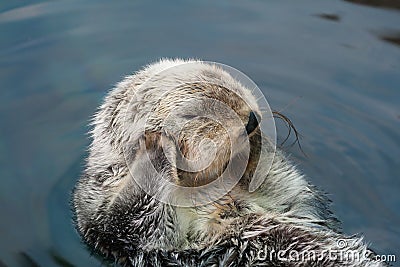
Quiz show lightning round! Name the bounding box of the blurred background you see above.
[0,0,399,266]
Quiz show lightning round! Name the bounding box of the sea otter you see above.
[73,59,386,266]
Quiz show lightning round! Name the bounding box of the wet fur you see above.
[73,59,386,266]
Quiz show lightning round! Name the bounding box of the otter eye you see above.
[246,111,260,134]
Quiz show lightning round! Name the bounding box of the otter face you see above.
[147,83,261,188]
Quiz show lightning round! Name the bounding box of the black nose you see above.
[246,111,260,134]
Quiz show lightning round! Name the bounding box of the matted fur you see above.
[72,59,386,266]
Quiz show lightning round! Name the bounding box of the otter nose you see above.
[246,111,260,134]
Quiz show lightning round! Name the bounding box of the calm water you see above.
[1,1,399,266]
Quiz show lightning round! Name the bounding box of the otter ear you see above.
[128,132,179,198]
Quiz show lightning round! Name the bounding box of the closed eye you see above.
[181,114,198,120]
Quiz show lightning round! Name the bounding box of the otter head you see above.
[72,60,271,263]
[148,83,262,189]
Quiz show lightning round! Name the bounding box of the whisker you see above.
[272,111,306,156]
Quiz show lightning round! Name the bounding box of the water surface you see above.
[0,1,399,266]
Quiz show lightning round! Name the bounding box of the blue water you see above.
[0,1,399,266]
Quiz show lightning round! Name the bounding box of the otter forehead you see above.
[128,60,259,132]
